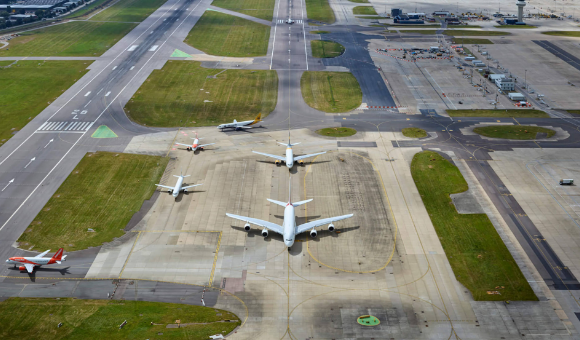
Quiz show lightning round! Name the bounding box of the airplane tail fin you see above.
[51,248,64,261]
[267,199,287,207]
[250,113,262,125]
[292,199,313,207]
[233,119,238,123]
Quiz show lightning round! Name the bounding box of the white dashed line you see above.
[105,91,111,97]
[128,45,138,51]
[84,91,91,97]
[149,45,159,51]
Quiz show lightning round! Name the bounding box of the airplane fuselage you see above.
[191,138,199,151]
[283,204,296,247]
[218,120,254,130]
[172,176,184,198]
[285,147,294,169]
[6,257,52,266]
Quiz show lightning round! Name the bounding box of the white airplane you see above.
[175,132,215,152]
[226,181,353,249]
[217,113,262,131]
[253,136,326,170]
[6,248,66,273]
[156,171,202,199]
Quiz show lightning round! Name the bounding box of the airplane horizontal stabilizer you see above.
[267,199,287,207]
[292,199,313,207]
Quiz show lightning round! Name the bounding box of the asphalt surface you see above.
[533,40,580,73]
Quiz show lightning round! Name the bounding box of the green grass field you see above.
[447,109,549,118]
[311,40,345,58]
[397,29,437,35]
[402,127,427,138]
[89,0,167,22]
[63,0,112,19]
[18,152,168,251]
[445,29,510,36]
[301,71,362,113]
[411,151,537,301]
[0,298,240,340]
[184,11,270,57]
[348,0,368,3]
[125,61,277,127]
[0,61,91,145]
[542,31,580,37]
[212,0,276,21]
[567,110,580,116]
[355,16,383,19]
[305,0,335,23]
[0,21,136,56]
[310,30,330,33]
[473,125,555,140]
[352,6,377,15]
[453,38,494,44]
[316,127,357,137]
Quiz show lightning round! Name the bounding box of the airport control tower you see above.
[516,0,526,22]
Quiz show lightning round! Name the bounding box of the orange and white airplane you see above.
[6,248,67,273]
[175,132,215,152]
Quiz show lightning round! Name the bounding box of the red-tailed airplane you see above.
[175,132,215,152]
[6,248,67,273]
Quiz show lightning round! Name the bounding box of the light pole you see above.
[524,69,527,90]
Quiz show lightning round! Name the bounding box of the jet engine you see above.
[275,160,282,166]
[244,223,251,231]
[310,229,318,238]
[298,160,305,166]
[328,223,335,232]
[261,229,269,237]
[18,266,26,272]
[183,189,188,193]
[168,190,173,194]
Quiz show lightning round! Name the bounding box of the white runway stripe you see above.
[128,45,138,51]
[37,121,93,132]
[149,45,159,51]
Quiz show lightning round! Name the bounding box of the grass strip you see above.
[348,0,368,3]
[63,0,112,19]
[310,30,330,34]
[18,152,169,251]
[445,29,510,36]
[0,298,240,340]
[311,40,344,58]
[184,11,270,57]
[89,0,167,22]
[125,61,278,127]
[316,127,356,137]
[0,60,91,145]
[212,0,276,21]
[402,127,427,138]
[411,151,537,301]
[305,0,335,23]
[355,16,384,19]
[541,31,580,37]
[301,71,362,113]
[452,38,494,44]
[352,6,377,15]
[447,109,549,118]
[0,21,136,57]
[473,125,555,140]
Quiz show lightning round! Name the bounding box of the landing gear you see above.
[288,247,291,251]
[186,147,192,151]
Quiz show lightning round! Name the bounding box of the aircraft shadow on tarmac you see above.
[8,266,71,281]
[254,160,332,174]
[231,225,361,255]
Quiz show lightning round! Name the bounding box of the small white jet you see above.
[175,132,215,152]
[226,182,353,249]
[253,137,326,170]
[6,248,66,273]
[156,171,202,199]
[217,113,262,131]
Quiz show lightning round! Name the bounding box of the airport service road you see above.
[0,0,212,278]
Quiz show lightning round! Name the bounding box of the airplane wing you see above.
[24,263,35,273]
[35,249,50,258]
[294,151,327,162]
[252,151,285,161]
[182,184,202,190]
[156,184,174,190]
[226,213,284,235]
[175,143,192,147]
[296,214,354,234]
[199,143,215,148]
